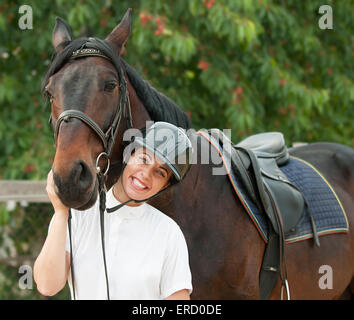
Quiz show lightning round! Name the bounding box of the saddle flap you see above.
[233,148,304,235]
[257,157,304,234]
[263,176,304,234]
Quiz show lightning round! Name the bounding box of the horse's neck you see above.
[148,132,206,219]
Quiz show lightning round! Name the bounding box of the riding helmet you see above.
[124,121,193,182]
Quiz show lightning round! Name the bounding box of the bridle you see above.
[47,37,134,300]
[52,38,133,174]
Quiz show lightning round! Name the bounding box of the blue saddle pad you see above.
[198,131,349,244]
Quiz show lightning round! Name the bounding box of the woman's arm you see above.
[33,170,71,296]
[164,289,190,300]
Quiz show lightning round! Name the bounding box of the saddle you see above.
[235,132,303,235]
[207,129,320,300]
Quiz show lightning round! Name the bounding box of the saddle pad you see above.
[196,131,349,244]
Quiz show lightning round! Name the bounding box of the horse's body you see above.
[163,139,354,299]
[45,10,354,299]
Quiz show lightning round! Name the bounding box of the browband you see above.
[71,48,112,62]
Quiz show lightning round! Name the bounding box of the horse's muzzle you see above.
[53,160,99,210]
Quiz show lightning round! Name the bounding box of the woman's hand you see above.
[46,169,69,215]
[35,169,71,296]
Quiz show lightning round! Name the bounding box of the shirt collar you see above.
[106,187,146,219]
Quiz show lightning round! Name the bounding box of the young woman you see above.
[34,122,193,300]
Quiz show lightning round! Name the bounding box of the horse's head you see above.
[44,9,133,210]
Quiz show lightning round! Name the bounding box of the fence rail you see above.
[0,180,49,203]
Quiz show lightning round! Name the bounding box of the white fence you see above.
[0,181,49,210]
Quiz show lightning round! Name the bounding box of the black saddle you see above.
[208,129,319,300]
[236,132,303,235]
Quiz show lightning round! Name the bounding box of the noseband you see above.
[51,37,133,174]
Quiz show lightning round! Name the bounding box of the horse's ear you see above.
[105,8,132,54]
[52,17,73,51]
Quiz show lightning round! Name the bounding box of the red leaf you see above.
[198,60,209,71]
[278,78,286,86]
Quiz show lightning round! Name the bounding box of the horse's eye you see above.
[45,87,54,102]
[47,94,54,104]
[104,81,117,92]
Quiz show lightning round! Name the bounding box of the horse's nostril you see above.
[74,160,93,190]
[53,160,96,209]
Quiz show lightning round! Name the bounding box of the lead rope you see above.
[97,172,110,300]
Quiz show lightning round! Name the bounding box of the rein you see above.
[47,37,133,300]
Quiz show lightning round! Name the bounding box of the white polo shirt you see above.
[59,187,192,300]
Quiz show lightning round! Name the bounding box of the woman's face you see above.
[118,148,172,203]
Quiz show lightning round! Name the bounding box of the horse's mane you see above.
[42,37,192,130]
[121,59,192,129]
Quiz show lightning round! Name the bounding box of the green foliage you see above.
[1,0,353,181]
[0,0,353,299]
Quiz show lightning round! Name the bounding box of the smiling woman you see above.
[114,121,193,206]
[33,121,195,300]
[116,148,173,204]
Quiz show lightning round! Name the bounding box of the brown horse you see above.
[43,9,354,299]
